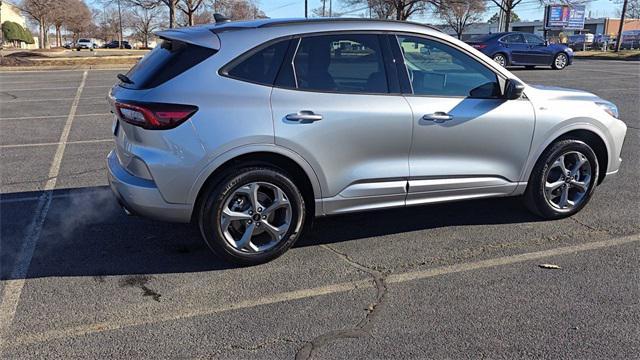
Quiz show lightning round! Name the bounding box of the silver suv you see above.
[107,18,627,264]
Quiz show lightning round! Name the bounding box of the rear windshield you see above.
[122,39,216,89]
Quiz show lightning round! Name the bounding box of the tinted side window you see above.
[398,36,499,98]
[293,34,388,94]
[226,39,290,85]
[501,34,524,43]
[524,34,544,45]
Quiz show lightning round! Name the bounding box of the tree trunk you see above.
[38,21,44,49]
[504,8,511,32]
[396,2,402,20]
[169,2,176,28]
[188,11,194,26]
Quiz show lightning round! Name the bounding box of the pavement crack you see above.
[294,245,388,360]
[570,216,604,233]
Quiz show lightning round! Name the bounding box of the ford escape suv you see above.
[107,18,627,265]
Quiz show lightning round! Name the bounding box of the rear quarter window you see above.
[123,39,216,90]
[222,39,291,86]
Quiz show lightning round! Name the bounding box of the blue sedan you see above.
[466,32,574,70]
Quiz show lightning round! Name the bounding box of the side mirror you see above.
[504,79,525,100]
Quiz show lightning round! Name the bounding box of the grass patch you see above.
[574,50,640,60]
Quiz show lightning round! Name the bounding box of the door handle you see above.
[286,110,323,122]
[423,112,453,123]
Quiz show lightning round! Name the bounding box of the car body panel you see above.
[271,87,414,200]
[106,19,627,223]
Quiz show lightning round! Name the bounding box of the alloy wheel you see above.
[555,53,568,69]
[219,181,292,253]
[493,54,506,67]
[543,151,592,211]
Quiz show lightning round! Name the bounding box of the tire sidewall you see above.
[493,53,507,67]
[553,53,568,70]
[199,167,305,265]
[528,140,598,219]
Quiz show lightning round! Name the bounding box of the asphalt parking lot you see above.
[1,60,639,359]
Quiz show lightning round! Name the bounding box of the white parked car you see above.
[75,38,97,51]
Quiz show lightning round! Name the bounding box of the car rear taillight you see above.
[472,44,488,50]
[114,101,198,130]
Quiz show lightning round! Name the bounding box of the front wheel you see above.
[552,53,568,70]
[524,140,598,219]
[198,167,306,265]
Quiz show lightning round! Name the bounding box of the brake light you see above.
[114,101,197,130]
[472,44,488,50]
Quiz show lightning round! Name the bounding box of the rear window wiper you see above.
[117,73,134,85]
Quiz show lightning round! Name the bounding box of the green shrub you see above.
[2,21,35,44]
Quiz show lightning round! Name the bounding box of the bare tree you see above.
[131,6,160,47]
[128,0,178,28]
[50,0,73,46]
[177,0,206,26]
[342,0,454,21]
[489,0,523,32]
[615,0,640,18]
[94,7,122,43]
[213,0,265,20]
[66,0,93,42]
[20,0,54,48]
[438,0,485,39]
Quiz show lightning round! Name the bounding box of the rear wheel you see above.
[524,140,598,219]
[493,53,507,67]
[552,53,568,70]
[198,167,306,265]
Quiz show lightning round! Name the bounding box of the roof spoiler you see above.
[154,27,221,50]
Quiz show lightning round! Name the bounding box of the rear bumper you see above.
[107,150,192,223]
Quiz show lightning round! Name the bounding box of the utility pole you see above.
[615,0,628,52]
[117,0,123,49]
[305,0,308,18]
[329,0,332,17]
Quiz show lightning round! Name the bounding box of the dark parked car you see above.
[105,40,132,49]
[466,32,574,70]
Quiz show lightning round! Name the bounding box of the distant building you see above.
[439,17,640,41]
[1,0,38,49]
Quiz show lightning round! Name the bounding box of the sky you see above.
[261,0,620,23]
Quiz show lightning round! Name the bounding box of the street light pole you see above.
[305,0,308,18]
[615,0,628,52]
[117,0,123,49]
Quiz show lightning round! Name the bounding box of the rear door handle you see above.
[423,112,453,123]
[286,110,323,122]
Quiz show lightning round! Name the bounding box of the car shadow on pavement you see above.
[1,186,540,280]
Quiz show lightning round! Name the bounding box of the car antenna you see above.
[213,13,231,23]
[117,73,134,85]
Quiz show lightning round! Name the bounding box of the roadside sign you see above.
[566,5,586,30]
[544,4,586,30]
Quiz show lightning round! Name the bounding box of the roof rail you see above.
[257,18,442,33]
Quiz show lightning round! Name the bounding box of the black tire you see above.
[524,140,599,219]
[492,53,508,67]
[198,166,306,265]
[552,52,568,70]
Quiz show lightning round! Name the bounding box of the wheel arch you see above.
[526,127,609,186]
[190,146,322,222]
